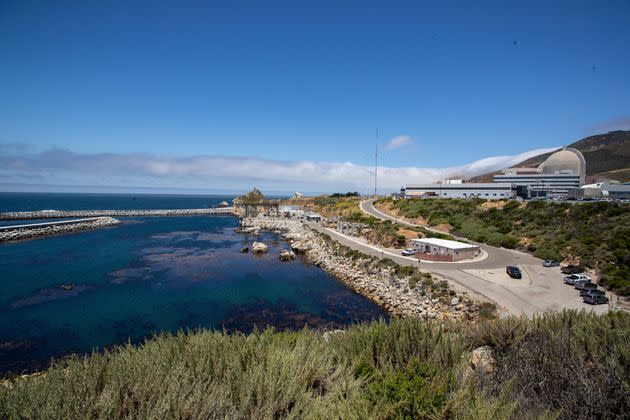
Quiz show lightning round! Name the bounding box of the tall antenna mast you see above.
[374,128,378,196]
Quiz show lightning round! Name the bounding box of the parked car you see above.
[543,259,559,267]
[561,264,584,274]
[575,281,596,291]
[583,293,609,305]
[506,266,522,279]
[580,287,604,297]
[401,248,416,256]
[564,274,591,285]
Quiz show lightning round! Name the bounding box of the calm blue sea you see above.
[0,193,386,375]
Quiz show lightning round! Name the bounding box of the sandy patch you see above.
[433,223,452,233]
[480,200,508,210]
[519,237,533,247]
[397,228,420,241]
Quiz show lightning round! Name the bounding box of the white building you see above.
[493,147,586,197]
[410,238,480,262]
[401,182,515,200]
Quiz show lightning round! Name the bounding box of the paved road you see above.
[309,200,611,317]
[360,199,540,270]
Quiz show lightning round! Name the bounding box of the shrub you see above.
[478,302,497,320]
[395,265,415,277]
[367,360,447,418]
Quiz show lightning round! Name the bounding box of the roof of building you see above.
[411,237,478,250]
[404,183,513,189]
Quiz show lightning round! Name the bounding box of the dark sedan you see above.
[579,287,604,297]
[561,264,584,274]
[506,266,522,279]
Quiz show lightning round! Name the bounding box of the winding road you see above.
[310,199,609,317]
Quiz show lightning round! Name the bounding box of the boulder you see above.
[279,250,296,261]
[450,297,459,306]
[291,242,311,254]
[251,242,269,254]
[470,346,496,374]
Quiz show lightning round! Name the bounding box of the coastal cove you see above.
[0,193,387,375]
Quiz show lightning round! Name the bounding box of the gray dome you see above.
[538,147,586,180]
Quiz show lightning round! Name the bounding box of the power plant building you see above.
[400,147,588,200]
[493,147,586,197]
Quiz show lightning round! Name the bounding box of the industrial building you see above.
[400,147,589,200]
[401,182,515,200]
[493,147,586,198]
[410,238,480,262]
[567,182,630,200]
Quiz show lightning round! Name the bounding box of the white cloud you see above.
[0,145,559,193]
[384,135,414,150]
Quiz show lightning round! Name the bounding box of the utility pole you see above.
[374,128,378,197]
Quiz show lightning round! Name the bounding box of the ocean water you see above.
[0,193,387,375]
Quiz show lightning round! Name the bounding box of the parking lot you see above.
[432,265,611,317]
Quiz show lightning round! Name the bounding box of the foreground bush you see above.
[1,311,629,419]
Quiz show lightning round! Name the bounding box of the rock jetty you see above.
[241,217,479,320]
[0,217,122,242]
[0,208,235,221]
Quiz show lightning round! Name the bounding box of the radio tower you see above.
[374,128,378,197]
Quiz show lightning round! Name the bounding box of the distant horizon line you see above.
[0,184,329,197]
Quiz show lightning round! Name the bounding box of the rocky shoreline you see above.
[0,208,235,221]
[241,217,479,320]
[0,217,122,242]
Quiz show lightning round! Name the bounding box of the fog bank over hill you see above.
[0,144,557,194]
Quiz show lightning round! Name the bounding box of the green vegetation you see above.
[330,192,360,197]
[2,311,628,419]
[235,188,267,205]
[385,198,630,295]
[310,195,363,217]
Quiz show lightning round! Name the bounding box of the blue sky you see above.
[1,0,629,194]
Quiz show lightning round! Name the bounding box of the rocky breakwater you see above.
[0,208,235,221]
[240,217,479,321]
[0,217,122,242]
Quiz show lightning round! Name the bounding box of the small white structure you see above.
[279,205,305,218]
[305,213,322,222]
[410,238,480,262]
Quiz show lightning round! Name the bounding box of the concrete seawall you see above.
[0,217,122,242]
[0,207,235,221]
